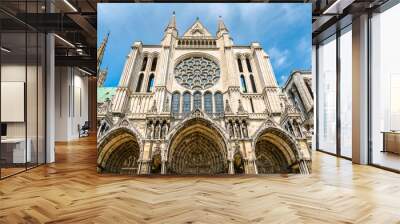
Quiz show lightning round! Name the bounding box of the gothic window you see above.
[174,57,220,90]
[183,92,191,113]
[287,123,295,136]
[249,98,255,113]
[237,58,243,72]
[136,73,144,92]
[245,57,252,72]
[151,57,157,71]
[240,75,248,93]
[305,79,314,99]
[204,91,213,114]
[147,73,155,92]
[171,92,180,113]
[193,91,202,110]
[293,86,306,114]
[250,74,257,93]
[141,56,148,71]
[214,92,223,114]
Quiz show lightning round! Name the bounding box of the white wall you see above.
[54,66,89,141]
[1,65,36,138]
[1,65,26,137]
[1,63,46,164]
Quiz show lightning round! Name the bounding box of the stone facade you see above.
[97,14,311,175]
[282,70,314,149]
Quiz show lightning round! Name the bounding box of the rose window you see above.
[174,57,220,90]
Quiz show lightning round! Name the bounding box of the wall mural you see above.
[96,7,313,176]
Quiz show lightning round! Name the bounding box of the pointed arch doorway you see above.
[167,118,228,175]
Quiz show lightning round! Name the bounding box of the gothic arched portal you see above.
[167,119,228,175]
[97,128,141,175]
[254,127,300,174]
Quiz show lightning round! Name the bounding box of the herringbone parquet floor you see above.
[1,136,400,224]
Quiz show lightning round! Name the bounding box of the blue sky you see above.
[98,3,311,87]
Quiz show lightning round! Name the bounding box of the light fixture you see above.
[76,49,83,55]
[322,0,355,15]
[1,47,11,53]
[54,34,75,48]
[63,0,78,12]
[78,67,93,76]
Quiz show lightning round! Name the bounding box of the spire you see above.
[166,11,176,30]
[162,11,178,46]
[217,16,228,33]
[97,32,109,73]
[97,68,108,87]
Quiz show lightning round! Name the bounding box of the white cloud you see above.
[173,4,305,38]
[268,47,290,68]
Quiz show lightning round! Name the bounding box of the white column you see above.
[228,160,234,174]
[161,161,166,174]
[352,14,369,164]
[46,32,55,163]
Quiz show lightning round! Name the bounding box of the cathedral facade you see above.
[97,14,312,175]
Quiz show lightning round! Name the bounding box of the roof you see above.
[183,18,213,38]
[97,87,117,103]
[281,70,312,89]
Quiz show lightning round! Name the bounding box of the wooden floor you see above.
[372,150,400,171]
[1,136,400,224]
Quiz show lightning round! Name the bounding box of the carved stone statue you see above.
[227,122,233,138]
[146,122,153,139]
[235,122,241,138]
[154,123,161,139]
[161,123,167,138]
[242,122,248,138]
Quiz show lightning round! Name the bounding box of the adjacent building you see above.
[282,70,314,149]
